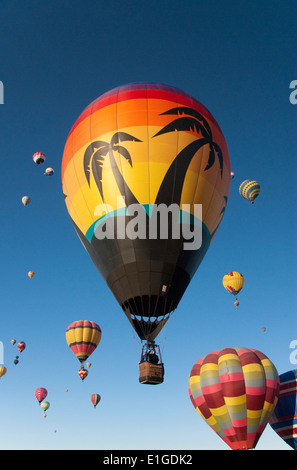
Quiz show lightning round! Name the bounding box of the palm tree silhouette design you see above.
[83,107,224,215]
[153,106,223,207]
[83,131,142,207]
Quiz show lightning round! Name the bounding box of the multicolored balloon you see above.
[44,167,54,176]
[269,369,297,449]
[66,320,102,365]
[78,366,88,381]
[33,152,46,165]
[35,387,48,404]
[17,341,26,353]
[61,83,231,343]
[239,179,260,203]
[188,347,279,450]
[91,393,101,408]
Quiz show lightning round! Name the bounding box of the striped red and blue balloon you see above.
[269,369,297,449]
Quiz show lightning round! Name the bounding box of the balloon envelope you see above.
[239,179,260,203]
[28,271,35,279]
[91,393,101,408]
[188,347,279,450]
[0,366,7,378]
[78,367,88,381]
[223,272,244,296]
[41,401,50,412]
[62,83,231,341]
[17,341,26,353]
[35,387,48,404]
[269,369,297,449]
[66,320,101,364]
[33,152,46,165]
[22,196,31,206]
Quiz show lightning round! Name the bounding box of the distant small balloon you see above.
[33,152,46,165]
[17,342,26,353]
[91,393,101,408]
[230,171,235,179]
[0,366,7,378]
[28,271,35,279]
[78,367,88,381]
[41,401,50,413]
[11,339,16,345]
[22,196,31,206]
[239,179,260,204]
[223,272,244,307]
[35,387,48,404]
[44,167,54,176]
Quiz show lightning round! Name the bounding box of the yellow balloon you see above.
[28,271,35,279]
[222,272,244,297]
[66,320,102,364]
[0,366,7,378]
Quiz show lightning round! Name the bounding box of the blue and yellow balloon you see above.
[239,179,260,204]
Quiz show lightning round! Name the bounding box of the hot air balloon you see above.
[86,362,91,368]
[28,271,35,279]
[22,196,31,206]
[230,171,235,179]
[223,272,244,306]
[41,401,50,417]
[78,366,88,381]
[66,320,101,367]
[239,179,260,203]
[11,339,16,345]
[33,152,46,165]
[269,369,297,449]
[14,357,19,365]
[44,167,54,176]
[0,366,7,378]
[35,387,48,405]
[188,347,279,450]
[91,393,101,408]
[61,83,231,382]
[17,341,26,353]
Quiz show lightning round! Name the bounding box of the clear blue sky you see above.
[0,0,296,451]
